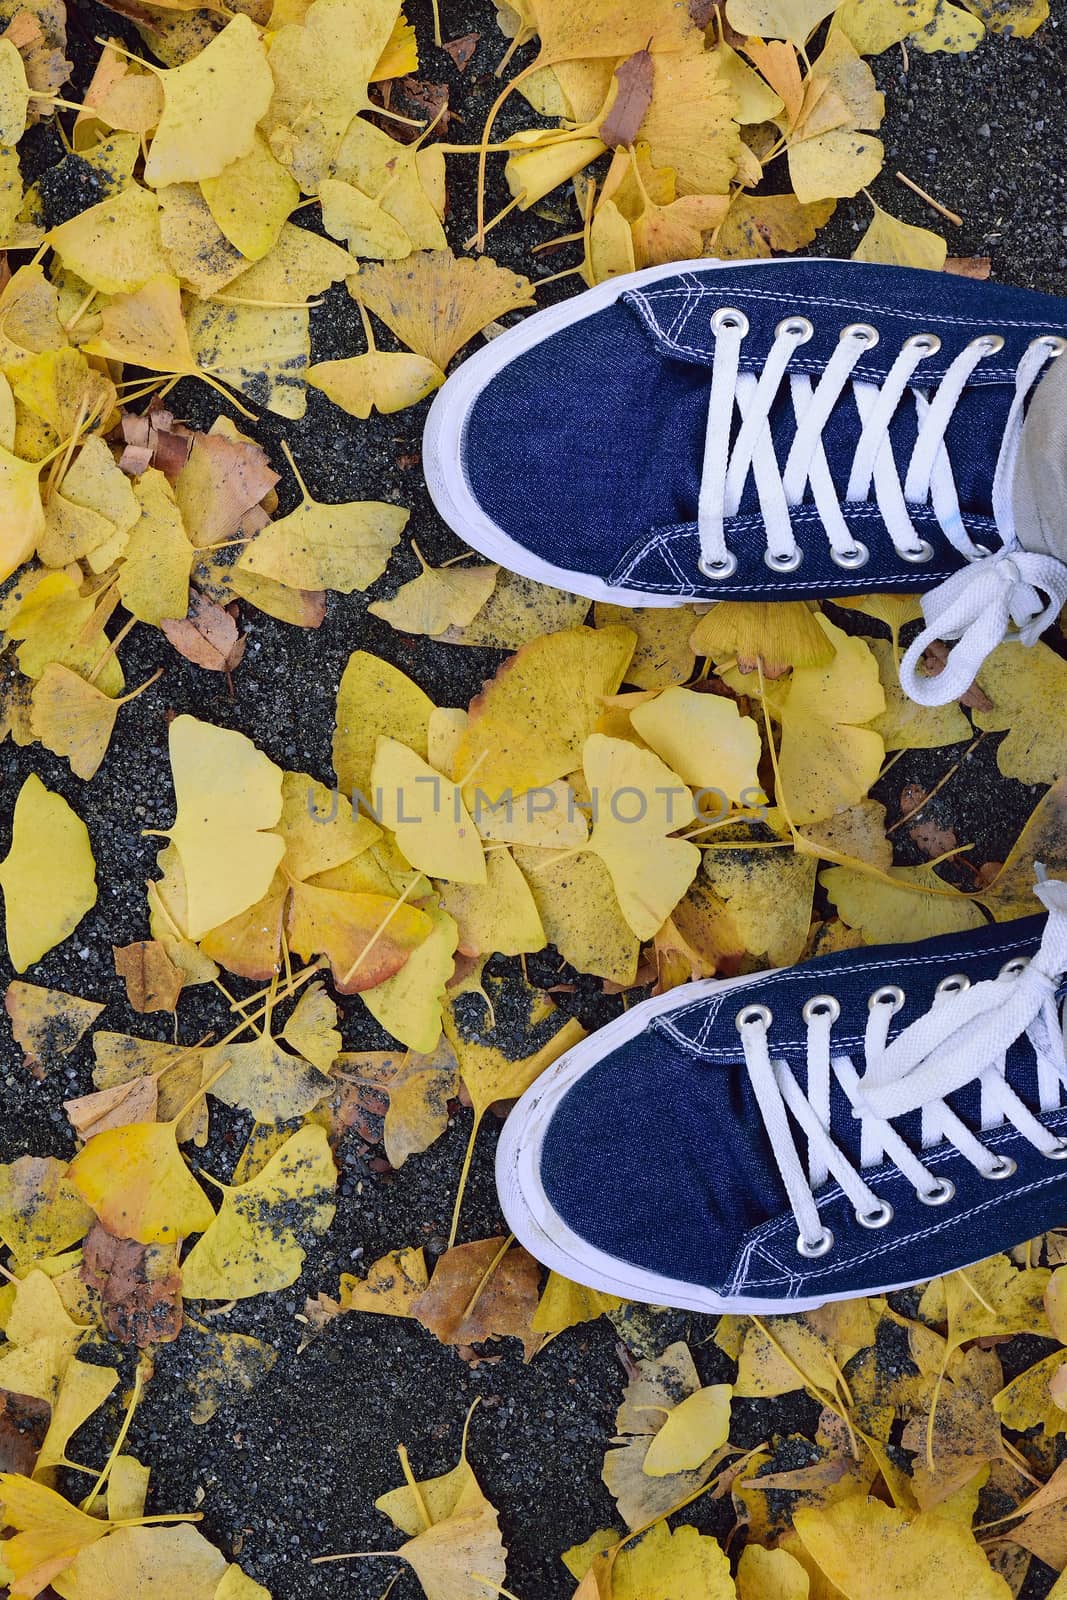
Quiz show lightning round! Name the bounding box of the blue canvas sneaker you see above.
[496,878,1067,1313]
[423,259,1067,706]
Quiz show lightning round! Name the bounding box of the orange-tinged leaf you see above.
[286,879,432,993]
[412,1236,541,1357]
[68,1121,215,1246]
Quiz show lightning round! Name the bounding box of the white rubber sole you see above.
[495,970,950,1316]
[422,256,801,608]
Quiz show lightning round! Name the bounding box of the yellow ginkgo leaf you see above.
[362,903,460,1052]
[594,602,697,689]
[454,624,635,803]
[505,131,608,211]
[774,616,885,825]
[369,552,499,637]
[13,347,117,443]
[205,1035,333,1125]
[227,219,357,302]
[439,569,589,649]
[238,449,407,594]
[821,863,985,944]
[277,770,379,882]
[630,686,762,804]
[185,297,310,421]
[438,846,546,959]
[0,1475,111,1598]
[736,1542,812,1600]
[637,46,741,199]
[180,1125,336,1301]
[0,442,44,582]
[584,733,699,941]
[0,1156,93,1260]
[5,570,122,696]
[356,249,535,371]
[604,1343,720,1530]
[612,1521,735,1599]
[714,192,837,259]
[306,350,445,418]
[993,1351,1067,1436]
[47,185,171,295]
[0,36,29,145]
[144,14,275,188]
[531,1272,624,1334]
[0,775,97,973]
[374,1411,507,1600]
[68,1120,215,1246]
[49,1524,228,1600]
[200,133,299,262]
[641,1384,733,1477]
[793,1493,1016,1600]
[287,879,432,994]
[973,638,1067,785]
[584,195,637,286]
[958,0,1046,37]
[867,638,972,753]
[83,272,199,377]
[40,436,140,572]
[853,199,947,269]
[157,182,247,297]
[333,650,434,799]
[788,34,886,204]
[726,0,838,41]
[319,177,413,260]
[339,1246,429,1316]
[372,737,486,884]
[332,117,446,252]
[514,845,638,986]
[160,715,285,941]
[30,664,158,782]
[525,0,696,60]
[116,468,195,625]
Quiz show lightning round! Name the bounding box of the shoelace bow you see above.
[697,310,1067,707]
[736,876,1067,1259]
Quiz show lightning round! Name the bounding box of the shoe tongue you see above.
[1012,354,1067,561]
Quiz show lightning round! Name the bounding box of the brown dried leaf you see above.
[113,940,184,1014]
[64,1075,159,1141]
[412,1236,542,1359]
[0,1387,51,1476]
[945,256,992,279]
[600,50,654,149]
[160,590,246,673]
[81,1220,183,1347]
[442,31,479,69]
[174,428,280,548]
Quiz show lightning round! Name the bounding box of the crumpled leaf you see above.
[788,34,885,204]
[112,940,184,1014]
[598,49,654,149]
[181,1125,336,1301]
[160,715,284,942]
[356,250,534,371]
[80,1222,182,1347]
[144,14,274,188]
[339,1245,428,1317]
[0,775,97,973]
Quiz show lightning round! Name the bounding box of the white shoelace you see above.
[735,876,1067,1259]
[697,309,1067,706]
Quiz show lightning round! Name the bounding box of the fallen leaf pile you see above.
[0,0,1061,1597]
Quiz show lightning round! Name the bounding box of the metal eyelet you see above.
[698,552,738,580]
[764,548,803,573]
[868,984,905,1015]
[999,956,1029,979]
[802,994,841,1024]
[899,540,935,565]
[736,1003,772,1031]
[918,1177,955,1206]
[776,315,814,343]
[1044,1139,1067,1161]
[831,541,869,570]
[1030,334,1067,357]
[968,333,1004,356]
[856,1199,894,1230]
[711,307,749,337]
[936,973,971,996]
[797,1227,834,1258]
[842,323,879,348]
[904,333,942,357]
[982,1155,1017,1181]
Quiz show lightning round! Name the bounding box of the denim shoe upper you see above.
[464,261,1067,601]
[539,913,1067,1304]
